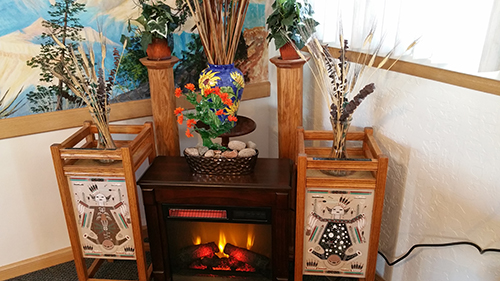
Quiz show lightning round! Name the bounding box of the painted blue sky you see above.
[0,1,50,36]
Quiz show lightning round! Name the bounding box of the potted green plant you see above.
[129,0,184,60]
[266,0,318,60]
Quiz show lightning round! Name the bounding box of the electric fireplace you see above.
[137,157,294,281]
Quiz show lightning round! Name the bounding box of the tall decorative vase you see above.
[198,63,245,124]
[321,117,352,176]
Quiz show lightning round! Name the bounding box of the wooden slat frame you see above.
[0,81,270,140]
[50,122,157,281]
[295,126,388,281]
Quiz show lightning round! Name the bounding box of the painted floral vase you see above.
[198,63,245,124]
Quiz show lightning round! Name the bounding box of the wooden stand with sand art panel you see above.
[294,127,388,281]
[50,121,156,281]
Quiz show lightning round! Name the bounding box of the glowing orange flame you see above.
[193,235,201,245]
[246,232,255,250]
[217,232,229,258]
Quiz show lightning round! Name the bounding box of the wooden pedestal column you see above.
[270,56,309,161]
[140,57,180,156]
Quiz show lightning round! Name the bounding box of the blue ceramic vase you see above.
[198,63,245,123]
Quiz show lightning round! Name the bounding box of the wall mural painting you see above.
[0,0,269,119]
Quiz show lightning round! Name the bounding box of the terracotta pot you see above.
[279,41,300,60]
[146,37,171,61]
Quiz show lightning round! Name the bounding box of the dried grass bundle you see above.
[185,0,250,65]
[50,34,127,149]
[297,22,417,158]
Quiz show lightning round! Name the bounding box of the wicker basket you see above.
[184,149,259,175]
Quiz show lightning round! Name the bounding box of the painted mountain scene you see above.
[0,0,268,119]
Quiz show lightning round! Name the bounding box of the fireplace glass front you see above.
[164,204,273,281]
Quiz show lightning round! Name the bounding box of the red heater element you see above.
[169,209,227,219]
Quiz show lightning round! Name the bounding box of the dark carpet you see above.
[6,258,355,281]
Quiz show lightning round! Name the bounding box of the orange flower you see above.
[228,115,238,122]
[185,83,195,91]
[175,88,182,98]
[215,109,224,115]
[214,87,221,95]
[186,119,196,128]
[185,128,193,138]
[174,107,184,115]
[223,99,233,107]
[177,114,184,125]
[203,88,214,97]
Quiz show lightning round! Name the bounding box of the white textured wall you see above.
[302,66,500,280]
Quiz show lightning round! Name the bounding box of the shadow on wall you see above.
[373,132,411,280]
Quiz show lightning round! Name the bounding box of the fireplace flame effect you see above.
[185,228,268,273]
[217,232,229,258]
[193,236,201,245]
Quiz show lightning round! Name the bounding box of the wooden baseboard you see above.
[0,247,74,281]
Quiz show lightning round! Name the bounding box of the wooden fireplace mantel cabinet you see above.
[137,157,294,281]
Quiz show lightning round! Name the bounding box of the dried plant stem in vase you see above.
[299,23,417,176]
[50,33,126,155]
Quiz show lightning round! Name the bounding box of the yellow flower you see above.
[230,71,245,88]
[224,99,240,116]
[199,70,220,90]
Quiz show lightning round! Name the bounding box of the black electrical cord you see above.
[378,241,500,266]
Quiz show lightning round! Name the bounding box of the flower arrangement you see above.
[174,83,239,150]
[50,33,126,149]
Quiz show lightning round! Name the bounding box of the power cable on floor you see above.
[378,241,500,266]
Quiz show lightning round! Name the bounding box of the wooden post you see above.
[270,56,309,162]
[140,57,180,156]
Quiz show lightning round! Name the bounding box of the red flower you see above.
[185,128,193,138]
[177,114,184,125]
[186,119,196,128]
[174,107,184,115]
[223,99,233,107]
[215,109,224,115]
[185,83,195,91]
[175,88,182,98]
[214,87,221,95]
[228,115,238,122]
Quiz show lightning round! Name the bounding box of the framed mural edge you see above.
[0,0,271,139]
[0,81,270,140]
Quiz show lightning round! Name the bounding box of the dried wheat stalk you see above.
[50,33,126,148]
[185,0,250,65]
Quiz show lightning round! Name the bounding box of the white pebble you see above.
[185,147,199,156]
[238,148,256,158]
[204,150,215,157]
[228,140,246,151]
[246,141,257,149]
[198,146,209,156]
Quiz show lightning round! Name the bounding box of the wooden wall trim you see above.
[328,47,500,97]
[0,247,73,280]
[0,81,270,140]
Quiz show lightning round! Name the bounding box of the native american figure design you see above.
[303,190,374,278]
[71,178,136,259]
